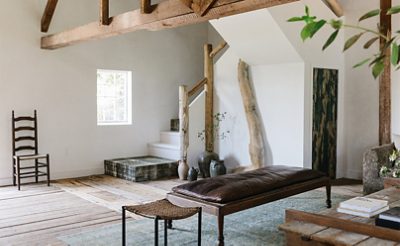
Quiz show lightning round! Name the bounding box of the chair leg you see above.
[167,220,173,229]
[155,217,159,246]
[164,219,167,246]
[122,206,126,246]
[46,154,50,186]
[198,208,202,246]
[16,158,21,191]
[35,159,39,183]
[12,159,16,186]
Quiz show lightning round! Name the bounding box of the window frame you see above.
[96,69,133,126]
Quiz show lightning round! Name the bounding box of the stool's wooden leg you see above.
[155,217,159,246]
[164,219,167,246]
[167,220,173,229]
[326,182,332,208]
[217,214,224,246]
[46,154,50,186]
[198,208,202,246]
[122,206,126,246]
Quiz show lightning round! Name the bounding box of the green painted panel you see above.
[312,68,338,179]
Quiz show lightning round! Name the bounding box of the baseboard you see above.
[0,167,104,187]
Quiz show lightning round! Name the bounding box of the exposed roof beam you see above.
[41,0,58,33]
[100,0,110,25]
[322,0,343,17]
[141,0,152,14]
[41,0,299,50]
[181,0,219,16]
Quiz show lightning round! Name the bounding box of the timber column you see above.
[204,44,214,152]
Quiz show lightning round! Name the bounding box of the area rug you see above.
[59,190,350,246]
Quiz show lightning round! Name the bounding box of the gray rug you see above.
[59,190,350,246]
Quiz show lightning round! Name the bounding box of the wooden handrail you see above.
[210,41,227,58]
[188,78,207,98]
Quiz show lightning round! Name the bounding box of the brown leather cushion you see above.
[172,165,326,203]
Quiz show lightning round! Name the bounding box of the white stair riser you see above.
[148,145,180,160]
[160,132,181,146]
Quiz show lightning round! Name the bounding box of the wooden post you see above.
[141,0,152,14]
[322,0,344,17]
[41,0,58,33]
[100,0,110,25]
[238,60,266,169]
[178,85,189,180]
[379,0,391,145]
[204,44,214,153]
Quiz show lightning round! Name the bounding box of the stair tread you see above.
[148,143,180,150]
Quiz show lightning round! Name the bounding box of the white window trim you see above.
[97,69,133,126]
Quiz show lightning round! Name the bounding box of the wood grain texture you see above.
[41,0,299,49]
[281,187,400,245]
[312,68,338,179]
[179,86,189,180]
[41,0,58,33]
[99,0,110,25]
[204,44,214,152]
[379,0,392,145]
[238,60,265,169]
[141,0,152,14]
[188,78,207,97]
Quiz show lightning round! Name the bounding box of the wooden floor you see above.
[0,175,363,245]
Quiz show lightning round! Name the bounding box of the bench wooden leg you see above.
[198,208,202,246]
[217,214,224,246]
[326,183,332,208]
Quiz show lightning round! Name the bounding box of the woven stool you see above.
[122,199,202,246]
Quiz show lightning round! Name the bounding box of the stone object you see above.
[363,143,395,194]
[104,156,178,182]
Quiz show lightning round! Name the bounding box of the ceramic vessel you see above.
[178,160,189,180]
[210,160,227,177]
[198,151,219,178]
[188,167,199,181]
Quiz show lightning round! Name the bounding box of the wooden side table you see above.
[384,177,400,189]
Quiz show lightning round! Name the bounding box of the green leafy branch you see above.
[288,5,400,79]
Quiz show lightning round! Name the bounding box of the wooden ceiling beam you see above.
[41,0,58,33]
[41,0,299,50]
[322,0,344,17]
[100,0,110,25]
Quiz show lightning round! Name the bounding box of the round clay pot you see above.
[210,160,227,177]
[188,167,199,181]
[178,160,189,180]
[197,151,219,178]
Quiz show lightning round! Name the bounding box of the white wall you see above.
[0,0,207,185]
[269,0,346,176]
[208,20,305,169]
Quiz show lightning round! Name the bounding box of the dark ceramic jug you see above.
[210,160,226,177]
[188,167,199,181]
[198,151,219,178]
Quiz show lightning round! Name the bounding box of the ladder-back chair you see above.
[12,110,50,190]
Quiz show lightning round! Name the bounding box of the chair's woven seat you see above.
[125,199,199,220]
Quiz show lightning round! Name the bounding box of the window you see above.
[97,69,132,125]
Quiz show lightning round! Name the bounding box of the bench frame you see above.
[167,176,331,246]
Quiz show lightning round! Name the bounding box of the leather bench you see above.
[167,165,331,246]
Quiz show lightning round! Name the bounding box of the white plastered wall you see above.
[0,0,207,185]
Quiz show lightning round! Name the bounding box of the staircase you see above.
[148,131,180,160]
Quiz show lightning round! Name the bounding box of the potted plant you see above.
[380,150,400,187]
